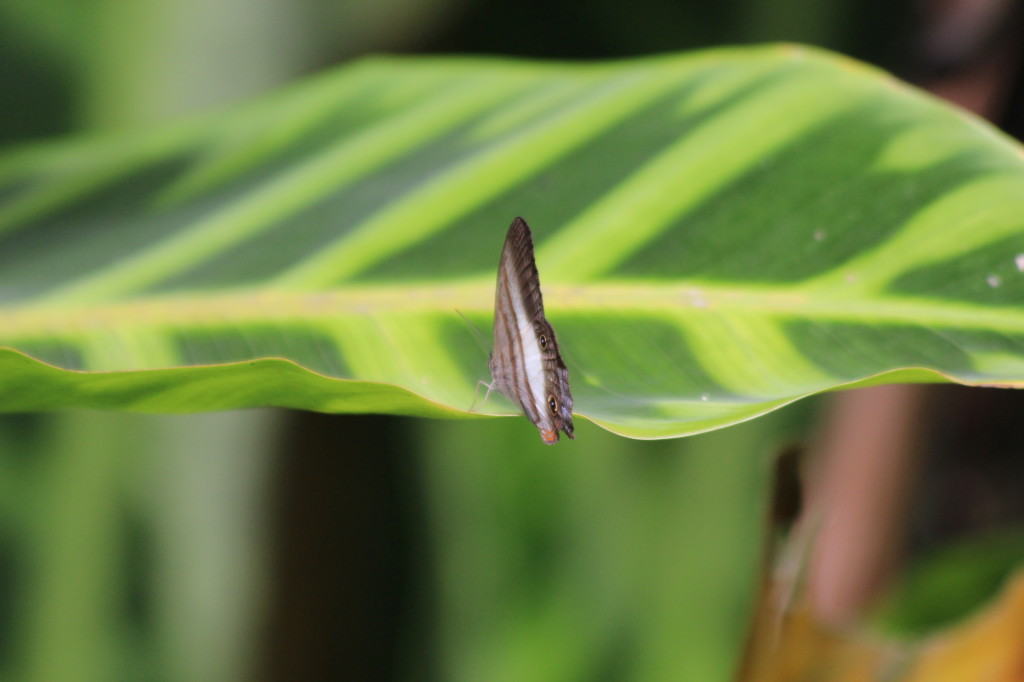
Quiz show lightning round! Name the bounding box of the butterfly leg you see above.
[470,378,496,412]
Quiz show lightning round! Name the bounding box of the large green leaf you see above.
[2,45,1023,438]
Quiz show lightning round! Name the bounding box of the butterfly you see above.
[483,217,574,444]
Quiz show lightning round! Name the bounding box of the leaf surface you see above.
[2,45,1024,437]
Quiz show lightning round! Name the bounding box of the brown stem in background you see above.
[805,385,930,626]
[917,0,1024,117]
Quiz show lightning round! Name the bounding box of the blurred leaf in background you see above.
[419,411,805,682]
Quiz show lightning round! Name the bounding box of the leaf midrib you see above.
[1,280,1020,342]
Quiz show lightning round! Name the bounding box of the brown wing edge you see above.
[502,217,546,321]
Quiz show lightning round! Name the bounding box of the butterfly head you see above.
[538,350,574,444]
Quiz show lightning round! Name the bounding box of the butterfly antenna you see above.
[457,309,494,411]
[456,309,490,357]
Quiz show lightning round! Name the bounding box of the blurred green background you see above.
[2,1,1022,681]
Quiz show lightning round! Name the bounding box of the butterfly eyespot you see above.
[539,334,548,350]
[547,395,558,414]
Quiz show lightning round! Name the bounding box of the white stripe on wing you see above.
[503,258,547,421]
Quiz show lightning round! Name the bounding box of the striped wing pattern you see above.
[488,218,574,443]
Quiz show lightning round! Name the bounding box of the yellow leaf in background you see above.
[903,569,1024,682]
[739,569,1024,682]
[739,591,898,682]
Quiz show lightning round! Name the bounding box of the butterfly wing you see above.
[488,217,574,443]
